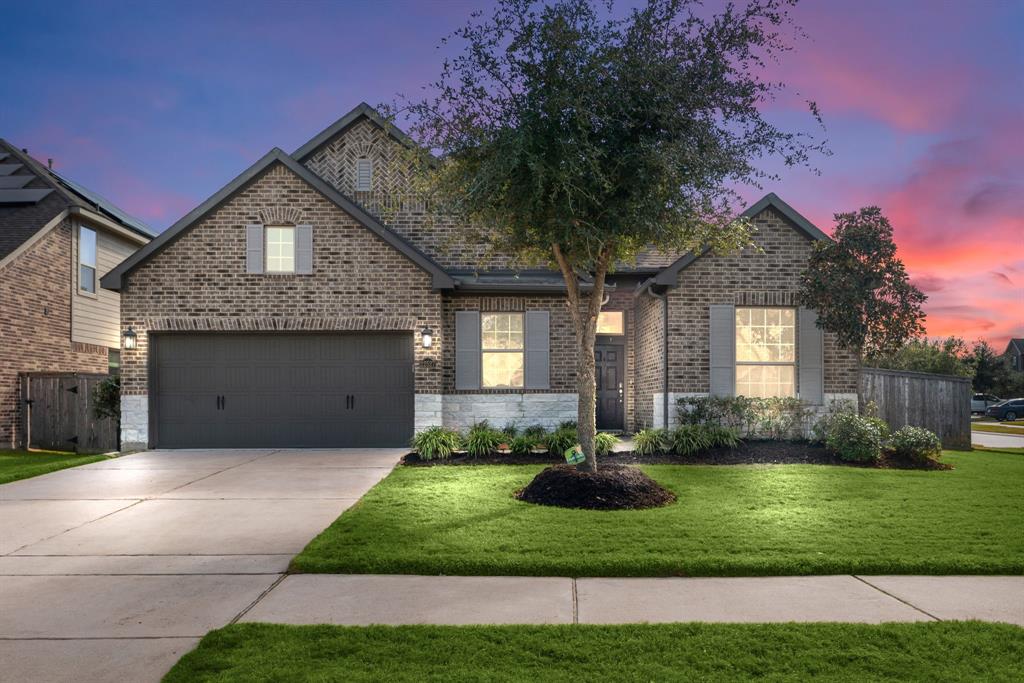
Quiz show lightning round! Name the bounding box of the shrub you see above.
[92,375,121,420]
[595,432,620,456]
[889,426,942,463]
[705,424,742,448]
[500,423,519,439]
[676,395,813,440]
[632,428,668,455]
[811,398,857,444]
[545,426,578,456]
[825,413,888,462]
[465,424,505,457]
[522,424,548,439]
[509,435,539,455]
[558,420,578,431]
[411,427,461,460]
[670,424,714,456]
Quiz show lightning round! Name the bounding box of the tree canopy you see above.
[799,207,926,358]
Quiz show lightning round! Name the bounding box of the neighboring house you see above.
[101,103,859,450]
[1004,339,1024,373]
[0,139,154,448]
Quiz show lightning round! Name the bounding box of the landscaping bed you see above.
[403,440,950,470]
[515,464,676,510]
[165,622,1024,682]
[292,449,1024,576]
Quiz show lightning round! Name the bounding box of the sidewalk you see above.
[239,574,1024,626]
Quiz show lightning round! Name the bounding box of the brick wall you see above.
[441,294,577,394]
[633,286,665,430]
[666,206,859,396]
[0,220,108,448]
[119,162,445,445]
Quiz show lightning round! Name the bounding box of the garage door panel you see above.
[154,333,414,448]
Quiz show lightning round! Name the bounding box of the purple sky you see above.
[2,0,1021,347]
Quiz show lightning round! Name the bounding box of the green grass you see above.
[164,622,1024,683]
[293,450,1024,576]
[972,423,1024,435]
[0,449,108,485]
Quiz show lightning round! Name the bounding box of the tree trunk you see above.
[553,244,612,473]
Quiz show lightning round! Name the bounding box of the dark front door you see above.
[152,332,414,448]
[595,343,624,430]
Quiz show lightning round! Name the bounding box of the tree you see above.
[799,207,926,359]
[396,0,824,471]
[869,337,972,377]
[969,341,1024,396]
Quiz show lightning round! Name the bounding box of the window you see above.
[481,313,524,388]
[265,226,295,273]
[596,311,624,335]
[356,158,372,191]
[735,307,796,398]
[79,226,97,293]
[108,349,120,375]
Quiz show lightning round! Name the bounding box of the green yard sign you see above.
[564,445,585,465]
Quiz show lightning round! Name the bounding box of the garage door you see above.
[152,333,414,448]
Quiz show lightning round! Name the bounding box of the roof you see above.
[292,102,425,162]
[101,148,455,291]
[1007,339,1024,355]
[649,192,830,287]
[0,139,154,261]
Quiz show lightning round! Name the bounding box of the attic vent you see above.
[356,158,372,192]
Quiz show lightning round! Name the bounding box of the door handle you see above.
[221,395,226,410]
[350,395,355,410]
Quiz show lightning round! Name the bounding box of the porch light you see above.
[123,327,138,350]
[421,326,433,348]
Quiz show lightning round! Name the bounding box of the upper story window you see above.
[481,312,524,388]
[265,226,295,273]
[78,225,97,294]
[596,311,624,335]
[356,158,373,191]
[735,307,796,398]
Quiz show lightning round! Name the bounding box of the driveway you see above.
[0,448,402,683]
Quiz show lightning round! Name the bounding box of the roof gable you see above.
[651,193,829,286]
[292,102,422,162]
[101,148,454,291]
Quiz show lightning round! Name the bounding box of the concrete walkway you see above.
[0,448,403,683]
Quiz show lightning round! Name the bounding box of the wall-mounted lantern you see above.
[421,326,433,348]
[123,327,138,350]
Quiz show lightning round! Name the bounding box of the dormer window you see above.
[356,158,372,191]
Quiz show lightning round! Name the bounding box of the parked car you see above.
[971,393,1002,414]
[985,399,1024,422]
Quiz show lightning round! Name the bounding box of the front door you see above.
[595,343,624,430]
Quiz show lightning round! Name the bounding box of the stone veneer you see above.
[440,393,578,431]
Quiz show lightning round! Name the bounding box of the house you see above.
[101,103,859,450]
[1004,339,1024,373]
[0,139,154,448]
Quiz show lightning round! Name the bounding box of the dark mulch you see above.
[515,464,677,510]
[402,440,951,470]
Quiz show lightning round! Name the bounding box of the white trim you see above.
[69,206,151,246]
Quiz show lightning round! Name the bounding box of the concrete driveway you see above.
[0,448,402,683]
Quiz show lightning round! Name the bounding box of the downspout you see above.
[647,285,670,429]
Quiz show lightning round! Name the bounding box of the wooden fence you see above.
[21,373,118,453]
[859,367,971,449]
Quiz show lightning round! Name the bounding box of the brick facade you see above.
[118,162,444,447]
[659,206,859,403]
[0,220,108,447]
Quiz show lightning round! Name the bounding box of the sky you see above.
[1,0,1021,348]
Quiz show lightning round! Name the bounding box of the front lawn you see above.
[165,622,1024,682]
[0,450,108,485]
[293,449,1024,576]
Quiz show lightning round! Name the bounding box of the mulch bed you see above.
[402,440,951,470]
[515,464,677,510]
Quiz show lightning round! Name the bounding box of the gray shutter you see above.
[798,307,824,405]
[296,224,313,274]
[455,310,481,390]
[709,304,736,397]
[246,224,264,274]
[525,310,550,389]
